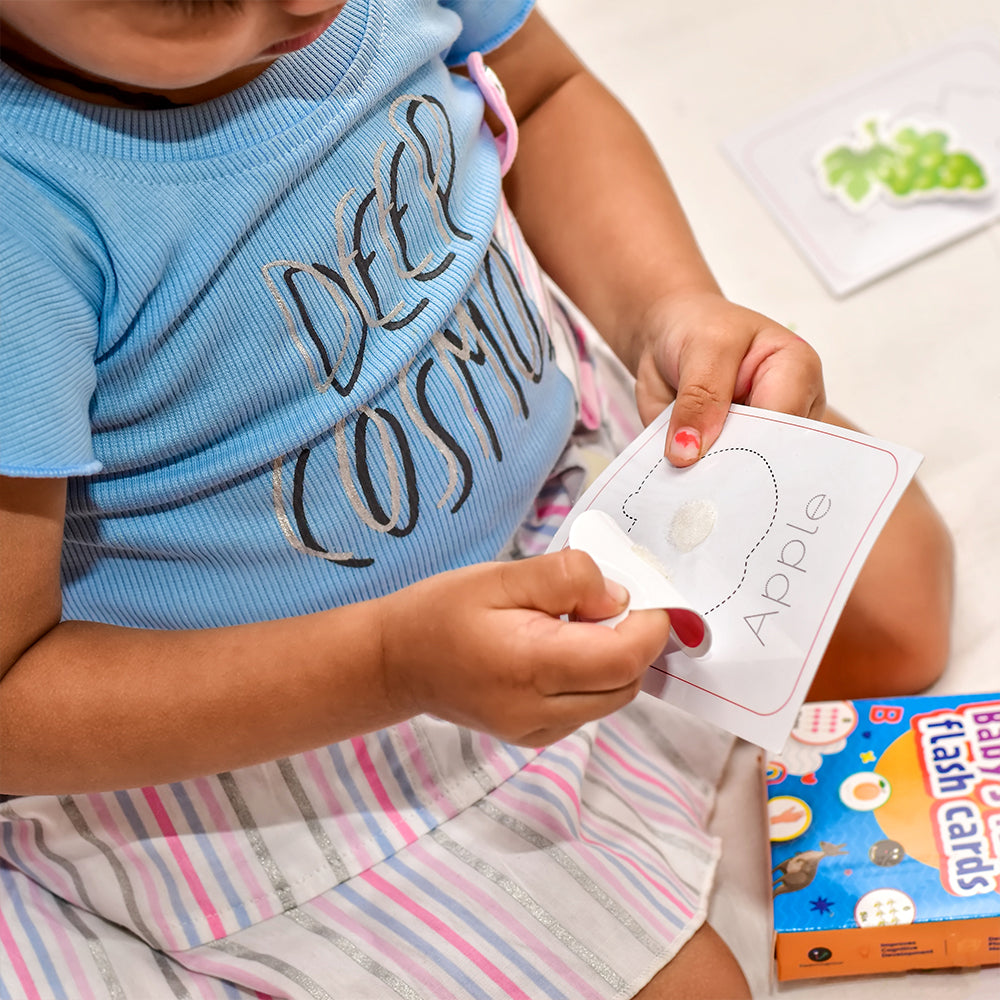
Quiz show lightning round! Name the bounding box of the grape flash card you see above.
[722,27,1000,296]
[546,404,922,751]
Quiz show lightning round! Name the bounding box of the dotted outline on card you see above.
[620,447,779,615]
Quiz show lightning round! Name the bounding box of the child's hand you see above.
[379,550,671,747]
[634,290,826,466]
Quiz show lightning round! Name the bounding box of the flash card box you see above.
[765,692,1000,981]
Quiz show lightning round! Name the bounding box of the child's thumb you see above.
[500,549,628,621]
[663,381,733,467]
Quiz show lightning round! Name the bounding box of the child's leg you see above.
[634,923,750,999]
[807,408,954,701]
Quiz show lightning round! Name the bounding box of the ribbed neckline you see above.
[0,0,380,163]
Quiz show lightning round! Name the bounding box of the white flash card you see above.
[547,404,922,751]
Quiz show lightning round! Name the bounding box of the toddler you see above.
[0,2,952,997]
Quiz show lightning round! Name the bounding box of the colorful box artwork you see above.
[766,692,1000,980]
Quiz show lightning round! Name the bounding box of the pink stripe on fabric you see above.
[576,357,603,431]
[407,841,602,999]
[360,869,533,1000]
[589,752,704,840]
[603,718,705,803]
[490,782,681,930]
[499,203,528,282]
[187,962,236,1000]
[0,885,44,1000]
[310,894,464,1000]
[396,724,452,816]
[20,875,98,1000]
[141,788,227,940]
[475,731,538,782]
[85,793,184,951]
[536,739,699,907]
[467,52,518,176]
[606,396,639,441]
[497,198,549,313]
[350,738,419,845]
[595,752,712,881]
[301,751,375,870]
[490,777,692,925]
[563,766,700,905]
[189,777,279,924]
[177,950,289,999]
[13,818,75,903]
[593,737,699,822]
[533,501,573,522]
[476,729,503,762]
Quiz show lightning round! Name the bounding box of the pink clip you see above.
[466,51,518,176]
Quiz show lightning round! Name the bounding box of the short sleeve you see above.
[438,0,535,66]
[1,162,103,477]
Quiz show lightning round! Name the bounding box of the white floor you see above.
[539,1,1000,996]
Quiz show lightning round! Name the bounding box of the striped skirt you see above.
[0,701,732,999]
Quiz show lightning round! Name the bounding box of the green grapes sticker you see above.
[816,116,990,211]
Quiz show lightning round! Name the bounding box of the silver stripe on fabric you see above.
[208,937,335,1000]
[628,720,720,799]
[286,906,423,1000]
[152,948,195,1000]
[215,772,297,911]
[590,772,713,866]
[406,720,453,811]
[584,777,706,894]
[475,797,662,952]
[57,796,160,946]
[458,728,496,793]
[0,802,100,914]
[275,757,350,883]
[429,828,629,992]
[51,895,130,1000]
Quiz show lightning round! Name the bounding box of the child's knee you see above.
[633,923,750,999]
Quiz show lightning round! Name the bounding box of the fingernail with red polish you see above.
[671,428,701,461]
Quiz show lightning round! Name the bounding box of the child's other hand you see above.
[379,550,670,747]
[634,290,826,466]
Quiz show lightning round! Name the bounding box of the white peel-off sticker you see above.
[568,509,712,658]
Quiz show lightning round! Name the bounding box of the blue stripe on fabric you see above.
[506,743,535,769]
[385,855,564,1000]
[519,522,559,539]
[375,730,436,829]
[336,882,494,1000]
[219,977,245,999]
[167,783,253,931]
[594,729,697,822]
[1,823,29,877]
[592,752,692,821]
[325,745,396,858]
[600,723,700,802]
[519,752,582,833]
[111,791,202,948]
[0,861,69,1000]
[514,771,686,928]
[535,737,692,879]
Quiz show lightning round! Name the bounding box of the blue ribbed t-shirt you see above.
[0,0,576,628]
